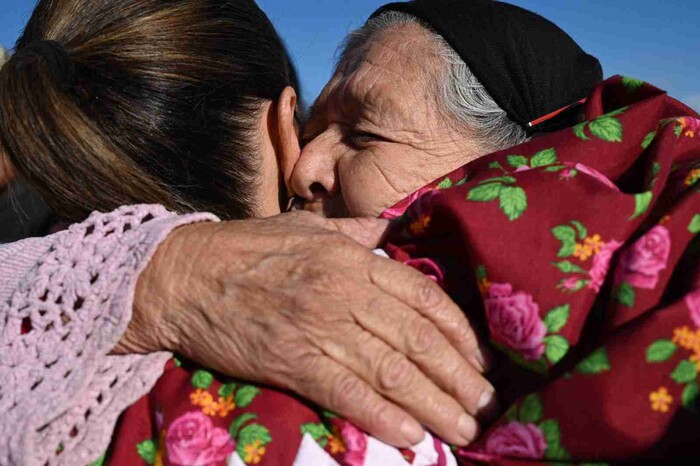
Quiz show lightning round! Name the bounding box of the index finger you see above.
[367,254,489,372]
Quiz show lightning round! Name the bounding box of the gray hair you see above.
[338,11,529,152]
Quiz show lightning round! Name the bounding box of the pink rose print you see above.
[616,226,671,289]
[588,240,623,292]
[340,422,368,466]
[574,163,620,191]
[684,289,700,328]
[485,284,547,360]
[404,258,446,287]
[485,422,547,459]
[166,411,236,466]
[381,186,436,220]
[561,277,581,291]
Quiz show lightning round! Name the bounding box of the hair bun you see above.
[14,40,75,84]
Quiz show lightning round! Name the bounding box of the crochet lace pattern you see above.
[0,205,216,465]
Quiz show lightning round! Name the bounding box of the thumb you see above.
[321,217,392,249]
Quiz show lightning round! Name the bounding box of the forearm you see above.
[0,204,217,465]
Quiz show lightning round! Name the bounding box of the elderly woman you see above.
[290,0,700,464]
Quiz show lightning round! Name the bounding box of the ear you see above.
[276,86,301,196]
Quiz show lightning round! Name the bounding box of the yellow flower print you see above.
[584,234,604,255]
[574,243,594,261]
[190,389,214,408]
[243,440,266,464]
[684,168,700,187]
[201,400,219,417]
[216,395,236,417]
[327,435,346,455]
[650,387,673,413]
[409,215,431,235]
[673,326,700,351]
[154,431,166,466]
[478,277,492,296]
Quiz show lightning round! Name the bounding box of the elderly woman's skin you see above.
[294,23,486,218]
[292,23,498,442]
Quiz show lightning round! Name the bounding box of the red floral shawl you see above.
[102,76,700,466]
[384,75,700,464]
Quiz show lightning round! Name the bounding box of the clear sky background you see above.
[1,0,698,110]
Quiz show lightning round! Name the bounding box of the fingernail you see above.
[478,389,500,420]
[400,419,425,445]
[458,413,478,443]
[474,344,493,372]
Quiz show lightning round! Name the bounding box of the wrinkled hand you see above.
[119,211,495,447]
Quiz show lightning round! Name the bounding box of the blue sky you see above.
[1,0,698,110]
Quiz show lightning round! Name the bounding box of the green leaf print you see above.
[675,124,683,138]
[499,186,528,221]
[136,440,157,465]
[191,370,214,390]
[642,131,656,150]
[173,355,182,367]
[504,404,518,422]
[570,220,588,240]
[545,165,566,172]
[507,155,529,168]
[646,339,678,363]
[539,419,561,453]
[479,176,516,184]
[616,283,636,307]
[88,454,106,466]
[489,161,504,170]
[589,117,623,143]
[455,176,468,186]
[621,76,645,92]
[682,382,699,410]
[630,192,654,220]
[552,225,577,258]
[235,385,261,408]
[689,214,700,234]
[437,177,453,189]
[301,423,332,441]
[671,360,698,384]
[576,347,611,374]
[544,335,570,364]
[519,393,544,423]
[573,122,589,141]
[230,413,258,438]
[530,148,558,168]
[237,424,272,461]
[552,260,587,274]
[604,106,629,118]
[544,305,570,333]
[219,383,237,398]
[476,265,488,280]
[468,183,503,202]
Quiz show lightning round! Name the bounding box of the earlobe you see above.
[277,86,301,196]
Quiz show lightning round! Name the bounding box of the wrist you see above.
[116,222,222,354]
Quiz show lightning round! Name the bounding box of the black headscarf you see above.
[371,0,603,134]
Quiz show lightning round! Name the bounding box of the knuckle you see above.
[406,318,440,355]
[368,400,395,431]
[416,278,444,309]
[330,374,366,411]
[377,352,414,392]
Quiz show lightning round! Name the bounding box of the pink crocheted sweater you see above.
[0,205,217,466]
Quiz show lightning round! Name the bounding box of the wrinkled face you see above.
[291,24,483,218]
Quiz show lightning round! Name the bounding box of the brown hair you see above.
[0,0,300,222]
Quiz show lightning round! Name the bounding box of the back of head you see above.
[0,0,300,222]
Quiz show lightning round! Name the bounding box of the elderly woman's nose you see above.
[291,144,340,200]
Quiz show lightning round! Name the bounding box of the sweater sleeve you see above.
[0,204,218,466]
